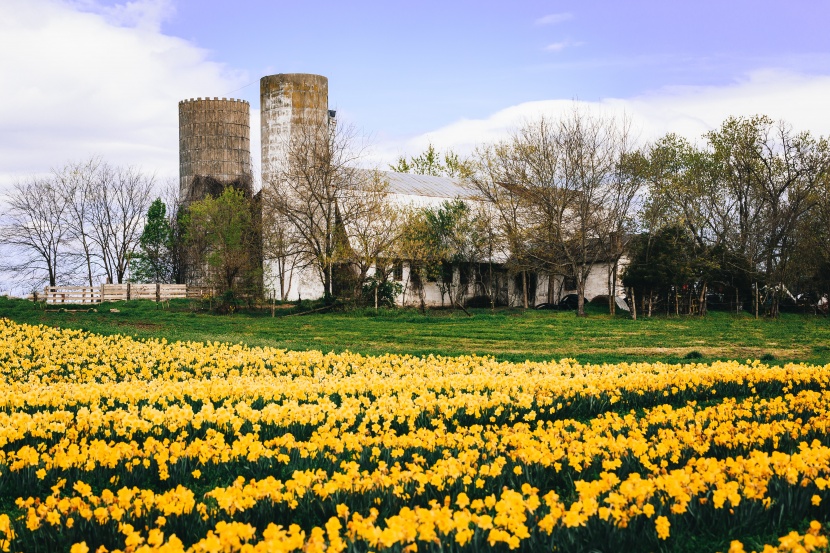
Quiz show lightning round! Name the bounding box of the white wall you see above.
[396,259,629,308]
[263,256,324,302]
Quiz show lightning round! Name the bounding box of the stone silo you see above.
[178,97,252,204]
[260,74,329,186]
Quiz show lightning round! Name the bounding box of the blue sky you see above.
[1,0,829,187]
[153,0,830,136]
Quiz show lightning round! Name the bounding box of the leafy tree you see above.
[623,226,723,316]
[391,144,473,178]
[643,117,830,316]
[401,199,488,313]
[129,198,173,283]
[623,227,694,316]
[184,187,260,299]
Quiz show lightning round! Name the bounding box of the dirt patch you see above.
[116,321,163,330]
[612,345,811,359]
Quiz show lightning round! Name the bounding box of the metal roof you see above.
[380,171,478,200]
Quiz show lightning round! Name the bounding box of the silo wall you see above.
[179,97,252,204]
[260,74,328,186]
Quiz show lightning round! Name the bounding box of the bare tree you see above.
[482,109,636,315]
[88,164,155,284]
[158,177,187,284]
[56,157,101,286]
[470,141,535,307]
[342,170,404,299]
[602,148,645,314]
[261,208,305,301]
[552,109,636,315]
[0,175,70,288]
[262,119,373,300]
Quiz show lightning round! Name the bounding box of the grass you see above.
[1,296,828,364]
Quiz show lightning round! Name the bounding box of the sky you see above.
[1,0,830,190]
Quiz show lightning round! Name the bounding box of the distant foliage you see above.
[129,198,174,284]
[184,187,260,301]
[390,144,474,178]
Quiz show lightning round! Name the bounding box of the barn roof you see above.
[380,171,478,200]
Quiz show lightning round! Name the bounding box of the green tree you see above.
[643,117,830,316]
[622,226,724,316]
[184,187,260,298]
[401,199,487,313]
[623,227,697,316]
[129,198,173,283]
[390,144,474,178]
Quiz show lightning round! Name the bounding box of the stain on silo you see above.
[179,97,252,204]
[260,74,329,187]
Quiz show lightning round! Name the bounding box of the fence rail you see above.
[42,286,100,304]
[42,284,197,304]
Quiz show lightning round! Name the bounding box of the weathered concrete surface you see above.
[260,74,330,300]
[179,97,252,203]
[260,74,328,186]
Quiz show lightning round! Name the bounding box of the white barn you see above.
[264,170,628,308]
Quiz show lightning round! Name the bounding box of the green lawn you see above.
[2,296,828,364]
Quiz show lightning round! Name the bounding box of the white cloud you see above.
[544,40,582,53]
[370,69,830,163]
[0,0,246,189]
[71,0,176,31]
[535,13,573,26]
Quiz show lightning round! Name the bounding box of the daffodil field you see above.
[0,319,828,553]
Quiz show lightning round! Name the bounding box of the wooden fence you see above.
[40,286,100,304]
[42,284,198,304]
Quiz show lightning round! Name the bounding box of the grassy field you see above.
[1,296,828,364]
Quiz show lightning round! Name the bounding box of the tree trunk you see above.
[698,283,707,316]
[491,263,496,314]
[86,253,93,287]
[577,280,586,317]
[630,287,637,321]
[449,293,473,316]
[279,260,286,302]
[755,282,759,319]
[522,271,528,309]
[772,291,780,319]
[605,271,616,315]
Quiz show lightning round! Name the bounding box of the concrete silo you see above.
[260,74,332,301]
[260,74,329,187]
[178,97,252,204]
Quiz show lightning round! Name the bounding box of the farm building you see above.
[265,168,628,308]
[179,73,629,308]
